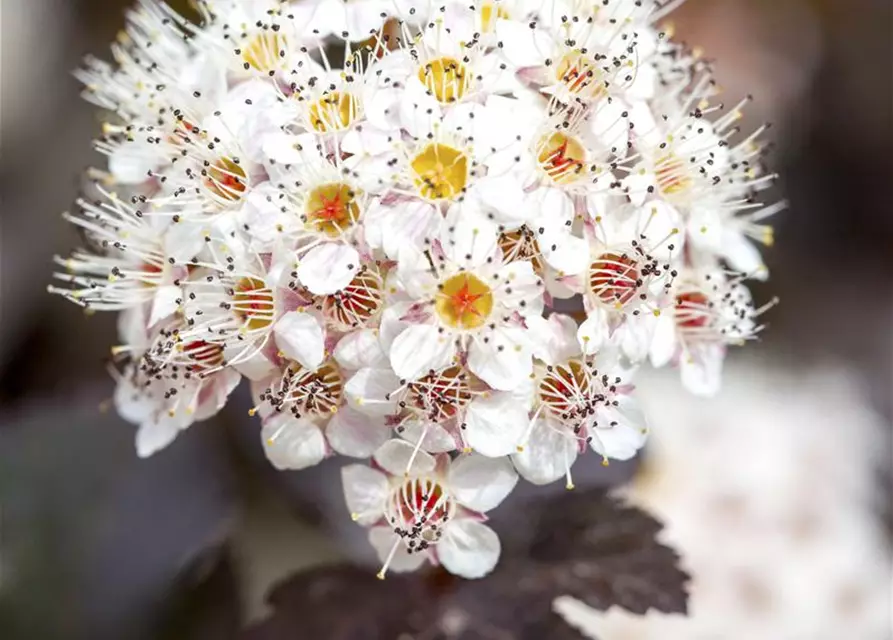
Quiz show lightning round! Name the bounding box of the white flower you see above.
[342,439,518,578]
[48,186,185,327]
[252,358,389,469]
[387,208,545,391]
[650,267,776,396]
[113,318,241,457]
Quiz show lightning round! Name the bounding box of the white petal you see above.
[591,396,648,461]
[525,313,581,365]
[373,438,436,476]
[226,343,277,381]
[475,174,528,224]
[680,343,725,397]
[108,143,158,184]
[327,407,389,458]
[538,225,590,277]
[366,199,441,261]
[495,19,551,67]
[273,311,325,370]
[389,324,457,382]
[467,326,532,391]
[587,97,630,155]
[577,308,609,355]
[149,284,181,327]
[333,329,389,371]
[344,367,401,416]
[398,421,457,453]
[261,414,327,470]
[438,519,500,579]
[512,418,578,486]
[135,417,180,458]
[493,260,544,311]
[297,243,359,295]
[721,229,767,279]
[621,163,655,207]
[464,392,530,457]
[342,464,389,526]
[448,454,518,513]
[442,204,499,269]
[615,314,657,363]
[369,526,428,573]
[649,313,678,368]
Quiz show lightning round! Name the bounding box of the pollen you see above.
[536,132,586,185]
[555,50,605,98]
[241,31,288,74]
[232,277,276,331]
[435,272,494,330]
[410,143,469,201]
[418,57,470,104]
[589,253,640,307]
[205,157,248,203]
[308,91,360,132]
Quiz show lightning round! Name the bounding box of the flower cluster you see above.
[50,0,780,579]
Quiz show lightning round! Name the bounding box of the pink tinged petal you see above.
[680,343,725,397]
[448,453,518,513]
[649,313,679,368]
[261,414,327,471]
[341,464,390,526]
[577,308,609,356]
[333,329,389,371]
[297,243,359,295]
[273,311,325,370]
[525,314,581,365]
[225,344,277,381]
[379,301,413,353]
[512,418,578,486]
[398,421,458,453]
[196,369,241,421]
[368,200,441,261]
[438,519,501,579]
[327,406,389,458]
[136,417,181,458]
[463,392,530,457]
[467,327,533,391]
[344,367,401,416]
[368,526,429,573]
[389,324,456,382]
[373,438,436,476]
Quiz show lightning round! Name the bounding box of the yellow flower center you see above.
[232,277,276,331]
[536,132,586,185]
[308,91,360,132]
[410,143,469,201]
[205,157,248,203]
[417,57,470,104]
[241,32,288,74]
[435,272,493,330]
[654,153,694,196]
[305,183,361,237]
[555,50,605,98]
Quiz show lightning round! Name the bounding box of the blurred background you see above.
[1,1,890,638]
